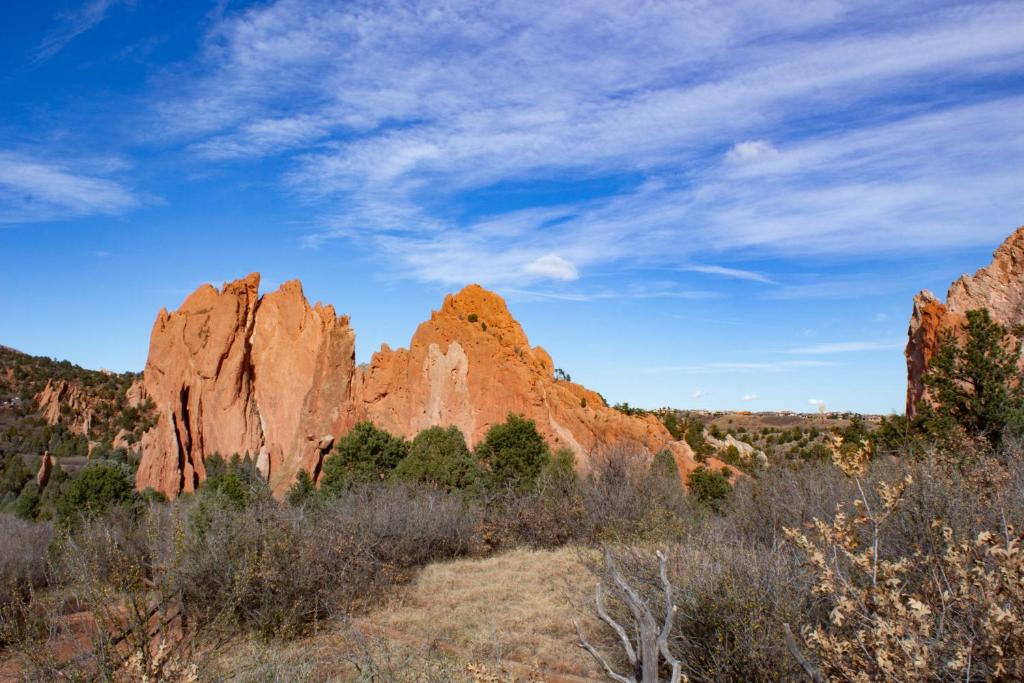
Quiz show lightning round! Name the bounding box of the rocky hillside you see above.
[0,346,152,450]
[134,274,711,498]
[0,346,154,514]
[906,225,1024,416]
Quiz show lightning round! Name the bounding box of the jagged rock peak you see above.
[135,274,716,499]
[906,226,1024,416]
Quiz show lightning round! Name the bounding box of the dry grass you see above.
[200,624,471,682]
[369,547,603,677]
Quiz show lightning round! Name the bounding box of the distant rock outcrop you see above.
[35,379,95,437]
[36,451,52,489]
[704,431,768,468]
[135,274,709,498]
[906,226,1024,417]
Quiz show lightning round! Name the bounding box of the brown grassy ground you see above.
[367,547,604,679]
[195,547,607,682]
[201,629,470,682]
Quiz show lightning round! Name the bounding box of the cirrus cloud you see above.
[154,0,1024,286]
[0,152,138,224]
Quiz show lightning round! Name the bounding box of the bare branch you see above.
[606,550,658,633]
[656,551,684,683]
[783,623,824,683]
[575,618,635,683]
[596,583,637,666]
[580,549,688,683]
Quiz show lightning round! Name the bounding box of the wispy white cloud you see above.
[741,393,759,402]
[681,264,776,284]
[158,0,1024,285]
[0,152,138,224]
[32,0,126,65]
[503,282,720,302]
[791,340,903,354]
[637,360,834,374]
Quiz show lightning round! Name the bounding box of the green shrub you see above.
[319,422,409,495]
[542,447,577,485]
[475,414,551,491]
[721,444,742,466]
[1,454,32,498]
[56,462,137,522]
[201,453,264,508]
[13,483,40,520]
[393,425,482,492]
[687,466,732,512]
[612,402,647,416]
[649,449,684,500]
[684,419,714,462]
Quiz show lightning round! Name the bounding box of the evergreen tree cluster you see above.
[313,413,571,501]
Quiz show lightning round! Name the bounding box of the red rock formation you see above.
[135,275,711,498]
[906,226,1024,417]
[35,379,95,436]
[135,274,264,495]
[36,451,52,489]
[350,285,693,473]
[250,281,356,494]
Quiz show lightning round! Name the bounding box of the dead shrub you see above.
[1,483,478,678]
[580,444,696,544]
[784,440,1024,681]
[0,514,51,611]
[582,539,816,683]
[725,461,856,547]
[4,505,198,681]
[0,514,53,653]
[176,482,477,639]
[477,479,589,551]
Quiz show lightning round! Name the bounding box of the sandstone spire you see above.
[135,276,706,498]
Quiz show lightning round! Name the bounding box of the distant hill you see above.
[0,345,153,517]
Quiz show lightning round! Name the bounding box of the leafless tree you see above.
[575,549,684,683]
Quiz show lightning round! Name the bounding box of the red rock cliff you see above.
[135,276,701,498]
[906,226,1024,417]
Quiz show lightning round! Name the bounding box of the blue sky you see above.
[1,0,1023,414]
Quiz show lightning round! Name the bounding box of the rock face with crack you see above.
[906,226,1024,417]
[135,274,265,496]
[135,275,708,498]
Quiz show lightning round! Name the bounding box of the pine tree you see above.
[921,308,1024,448]
[286,469,316,507]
